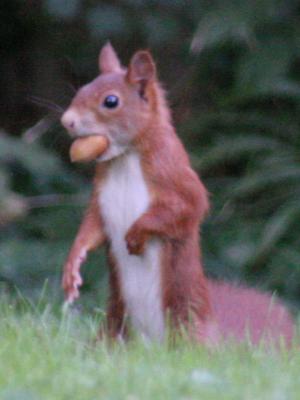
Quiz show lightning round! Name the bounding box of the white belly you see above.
[99,152,164,341]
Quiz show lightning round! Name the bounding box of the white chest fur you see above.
[99,152,164,342]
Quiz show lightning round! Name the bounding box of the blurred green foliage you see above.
[1,0,300,306]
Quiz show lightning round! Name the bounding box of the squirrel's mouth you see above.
[70,135,109,163]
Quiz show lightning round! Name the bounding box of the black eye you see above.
[103,95,119,109]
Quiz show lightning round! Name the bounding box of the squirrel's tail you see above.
[207,280,295,347]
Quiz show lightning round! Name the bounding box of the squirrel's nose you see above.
[61,109,79,133]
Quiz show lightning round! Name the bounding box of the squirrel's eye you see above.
[103,95,119,109]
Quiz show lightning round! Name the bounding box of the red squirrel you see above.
[61,43,294,346]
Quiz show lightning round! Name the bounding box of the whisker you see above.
[65,82,78,95]
[27,95,65,114]
[31,96,64,112]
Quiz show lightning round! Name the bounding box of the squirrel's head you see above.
[61,43,160,161]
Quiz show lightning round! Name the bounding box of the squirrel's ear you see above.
[126,51,156,85]
[99,42,122,73]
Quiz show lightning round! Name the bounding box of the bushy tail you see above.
[207,280,295,347]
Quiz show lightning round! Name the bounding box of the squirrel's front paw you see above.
[62,252,86,303]
[125,226,147,255]
[62,263,83,303]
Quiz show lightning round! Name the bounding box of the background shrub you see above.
[1,0,300,307]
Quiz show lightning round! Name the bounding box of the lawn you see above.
[0,296,299,400]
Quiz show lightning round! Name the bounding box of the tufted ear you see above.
[127,50,156,85]
[98,42,122,73]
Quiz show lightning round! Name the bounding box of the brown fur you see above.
[61,43,294,346]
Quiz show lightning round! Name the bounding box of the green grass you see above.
[0,297,299,400]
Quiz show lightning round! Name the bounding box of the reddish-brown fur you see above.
[209,281,294,345]
[61,43,294,346]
